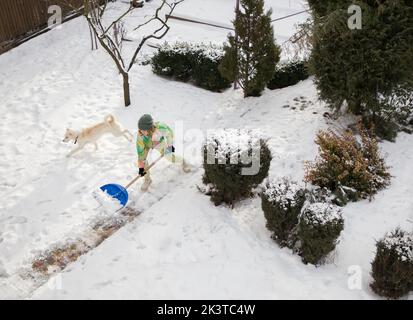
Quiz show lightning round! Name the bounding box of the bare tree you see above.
[78,0,183,106]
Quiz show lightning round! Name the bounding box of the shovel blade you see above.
[100,183,129,207]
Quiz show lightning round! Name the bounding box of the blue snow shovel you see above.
[99,154,164,208]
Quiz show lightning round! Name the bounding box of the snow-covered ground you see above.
[0,0,412,300]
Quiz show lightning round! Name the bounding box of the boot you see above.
[141,172,152,191]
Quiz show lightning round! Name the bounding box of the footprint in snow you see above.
[37,199,52,205]
[7,216,27,225]
[94,280,112,289]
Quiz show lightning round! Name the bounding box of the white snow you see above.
[382,231,413,263]
[92,189,124,215]
[0,0,412,300]
[157,42,225,62]
[300,203,343,226]
[206,128,264,164]
[263,178,304,210]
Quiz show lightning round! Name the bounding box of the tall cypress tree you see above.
[219,0,281,97]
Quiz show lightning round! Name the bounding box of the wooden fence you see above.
[0,0,84,53]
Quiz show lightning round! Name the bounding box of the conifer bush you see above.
[307,0,343,18]
[267,60,309,90]
[202,129,272,206]
[371,229,413,299]
[298,202,344,265]
[151,42,230,91]
[305,125,391,200]
[261,178,306,247]
[308,0,413,140]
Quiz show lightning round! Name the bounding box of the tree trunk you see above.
[122,72,131,107]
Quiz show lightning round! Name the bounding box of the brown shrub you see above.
[305,124,390,200]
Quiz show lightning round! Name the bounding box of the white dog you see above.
[63,114,133,157]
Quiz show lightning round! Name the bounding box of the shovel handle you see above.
[125,154,164,190]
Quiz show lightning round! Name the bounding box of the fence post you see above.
[233,0,240,90]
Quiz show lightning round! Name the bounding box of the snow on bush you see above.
[300,202,343,227]
[205,128,263,163]
[260,176,346,265]
[261,178,306,247]
[363,86,413,141]
[202,129,271,206]
[151,41,230,91]
[298,202,344,265]
[152,42,193,81]
[371,228,413,299]
[157,42,225,62]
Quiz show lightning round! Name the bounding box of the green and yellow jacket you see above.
[136,121,174,169]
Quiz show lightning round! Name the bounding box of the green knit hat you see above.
[138,114,154,131]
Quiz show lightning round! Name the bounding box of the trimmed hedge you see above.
[203,129,272,206]
[151,44,193,81]
[267,60,309,90]
[151,42,231,92]
[298,203,344,265]
[261,178,306,247]
[371,229,413,299]
[261,178,345,265]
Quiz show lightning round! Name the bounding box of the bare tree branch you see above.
[103,5,136,35]
[81,0,184,106]
[128,0,183,71]
[132,0,168,31]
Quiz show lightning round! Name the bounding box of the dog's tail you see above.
[104,114,115,125]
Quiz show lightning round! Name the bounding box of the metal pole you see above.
[233,0,240,90]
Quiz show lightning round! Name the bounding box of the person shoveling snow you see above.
[136,114,190,191]
[96,114,190,209]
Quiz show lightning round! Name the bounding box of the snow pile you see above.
[205,128,265,164]
[382,231,413,262]
[263,178,305,210]
[158,41,225,62]
[92,189,124,215]
[300,203,344,226]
